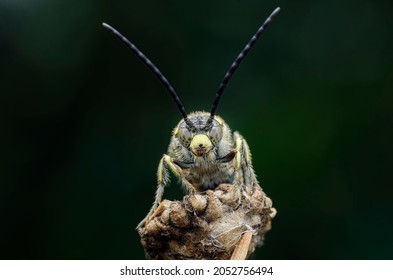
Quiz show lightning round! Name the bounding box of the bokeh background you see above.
[1,0,392,259]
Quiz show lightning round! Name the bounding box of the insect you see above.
[102,7,280,229]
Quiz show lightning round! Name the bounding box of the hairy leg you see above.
[136,154,182,229]
[233,131,258,188]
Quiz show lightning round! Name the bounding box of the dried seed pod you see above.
[203,190,224,222]
[215,184,241,207]
[185,194,207,214]
[138,183,276,260]
[169,201,190,228]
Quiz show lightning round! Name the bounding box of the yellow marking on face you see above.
[172,127,178,136]
[190,134,213,156]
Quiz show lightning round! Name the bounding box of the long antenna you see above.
[208,7,281,122]
[102,23,195,127]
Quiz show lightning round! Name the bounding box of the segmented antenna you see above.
[208,7,281,123]
[102,23,195,128]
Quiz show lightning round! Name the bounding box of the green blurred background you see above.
[1,0,392,259]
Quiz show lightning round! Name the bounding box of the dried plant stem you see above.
[230,230,252,260]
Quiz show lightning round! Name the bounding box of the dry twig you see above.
[230,230,253,260]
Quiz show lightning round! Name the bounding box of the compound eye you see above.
[208,125,223,145]
[178,127,193,147]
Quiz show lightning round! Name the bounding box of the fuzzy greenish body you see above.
[169,111,235,192]
[137,111,258,229]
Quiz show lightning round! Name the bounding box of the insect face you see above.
[102,7,281,229]
[175,113,223,157]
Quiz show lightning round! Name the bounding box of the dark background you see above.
[1,0,392,259]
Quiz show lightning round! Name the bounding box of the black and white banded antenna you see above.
[102,22,196,129]
[206,7,281,127]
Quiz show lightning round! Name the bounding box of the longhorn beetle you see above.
[102,7,280,229]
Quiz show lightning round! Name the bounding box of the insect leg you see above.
[136,154,182,229]
[233,131,258,188]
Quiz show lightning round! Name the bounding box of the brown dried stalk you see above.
[230,230,253,260]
